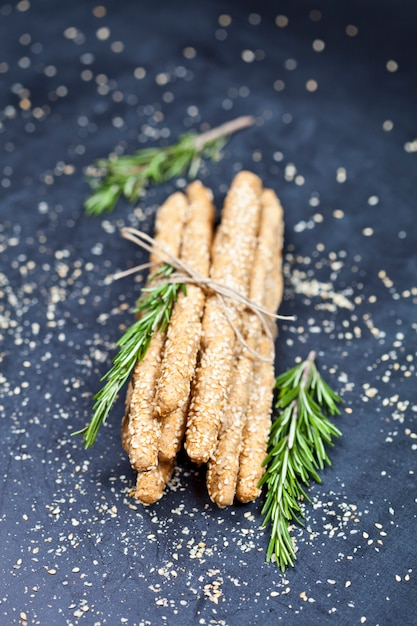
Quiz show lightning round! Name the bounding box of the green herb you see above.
[74,264,184,448]
[84,115,254,215]
[259,350,342,572]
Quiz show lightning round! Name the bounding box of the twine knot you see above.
[113,227,294,362]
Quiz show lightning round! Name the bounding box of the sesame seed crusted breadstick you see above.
[137,182,214,502]
[149,191,189,266]
[134,459,175,505]
[126,332,165,471]
[207,188,284,506]
[206,345,252,506]
[124,191,189,472]
[235,334,276,503]
[236,189,285,503]
[185,171,263,464]
[155,181,215,462]
[157,404,189,462]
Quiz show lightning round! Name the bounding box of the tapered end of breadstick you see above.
[133,460,175,505]
[207,454,239,508]
[232,170,263,190]
[186,179,214,202]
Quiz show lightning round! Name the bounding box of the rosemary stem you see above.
[85,115,255,215]
[193,115,255,151]
[288,352,315,448]
[288,404,298,449]
[302,350,317,386]
[278,447,289,502]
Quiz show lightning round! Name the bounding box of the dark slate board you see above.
[0,1,416,624]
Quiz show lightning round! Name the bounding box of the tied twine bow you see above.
[113,226,295,363]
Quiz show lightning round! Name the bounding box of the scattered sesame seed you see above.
[275,15,289,28]
[96,26,110,40]
[312,39,325,52]
[306,79,318,92]
[386,59,398,72]
[346,24,359,37]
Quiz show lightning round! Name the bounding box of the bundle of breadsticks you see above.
[121,171,284,507]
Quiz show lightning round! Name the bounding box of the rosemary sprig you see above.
[75,264,184,448]
[84,115,254,215]
[259,350,342,572]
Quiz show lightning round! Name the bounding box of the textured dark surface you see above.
[1,1,416,624]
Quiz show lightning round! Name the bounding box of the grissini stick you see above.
[185,171,263,464]
[134,459,175,505]
[155,181,215,461]
[124,192,189,471]
[236,189,284,503]
[207,188,284,506]
[134,182,215,504]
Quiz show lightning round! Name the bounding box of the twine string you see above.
[115,226,295,363]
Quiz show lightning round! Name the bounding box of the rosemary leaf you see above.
[260,350,342,572]
[84,115,254,215]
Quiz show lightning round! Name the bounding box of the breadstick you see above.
[207,188,284,506]
[156,404,189,462]
[236,189,284,503]
[235,335,276,503]
[150,191,189,266]
[185,171,263,464]
[155,181,215,461]
[134,459,175,505]
[124,192,189,472]
[206,347,252,506]
[126,332,165,471]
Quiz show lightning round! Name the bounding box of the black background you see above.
[1,1,416,624]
